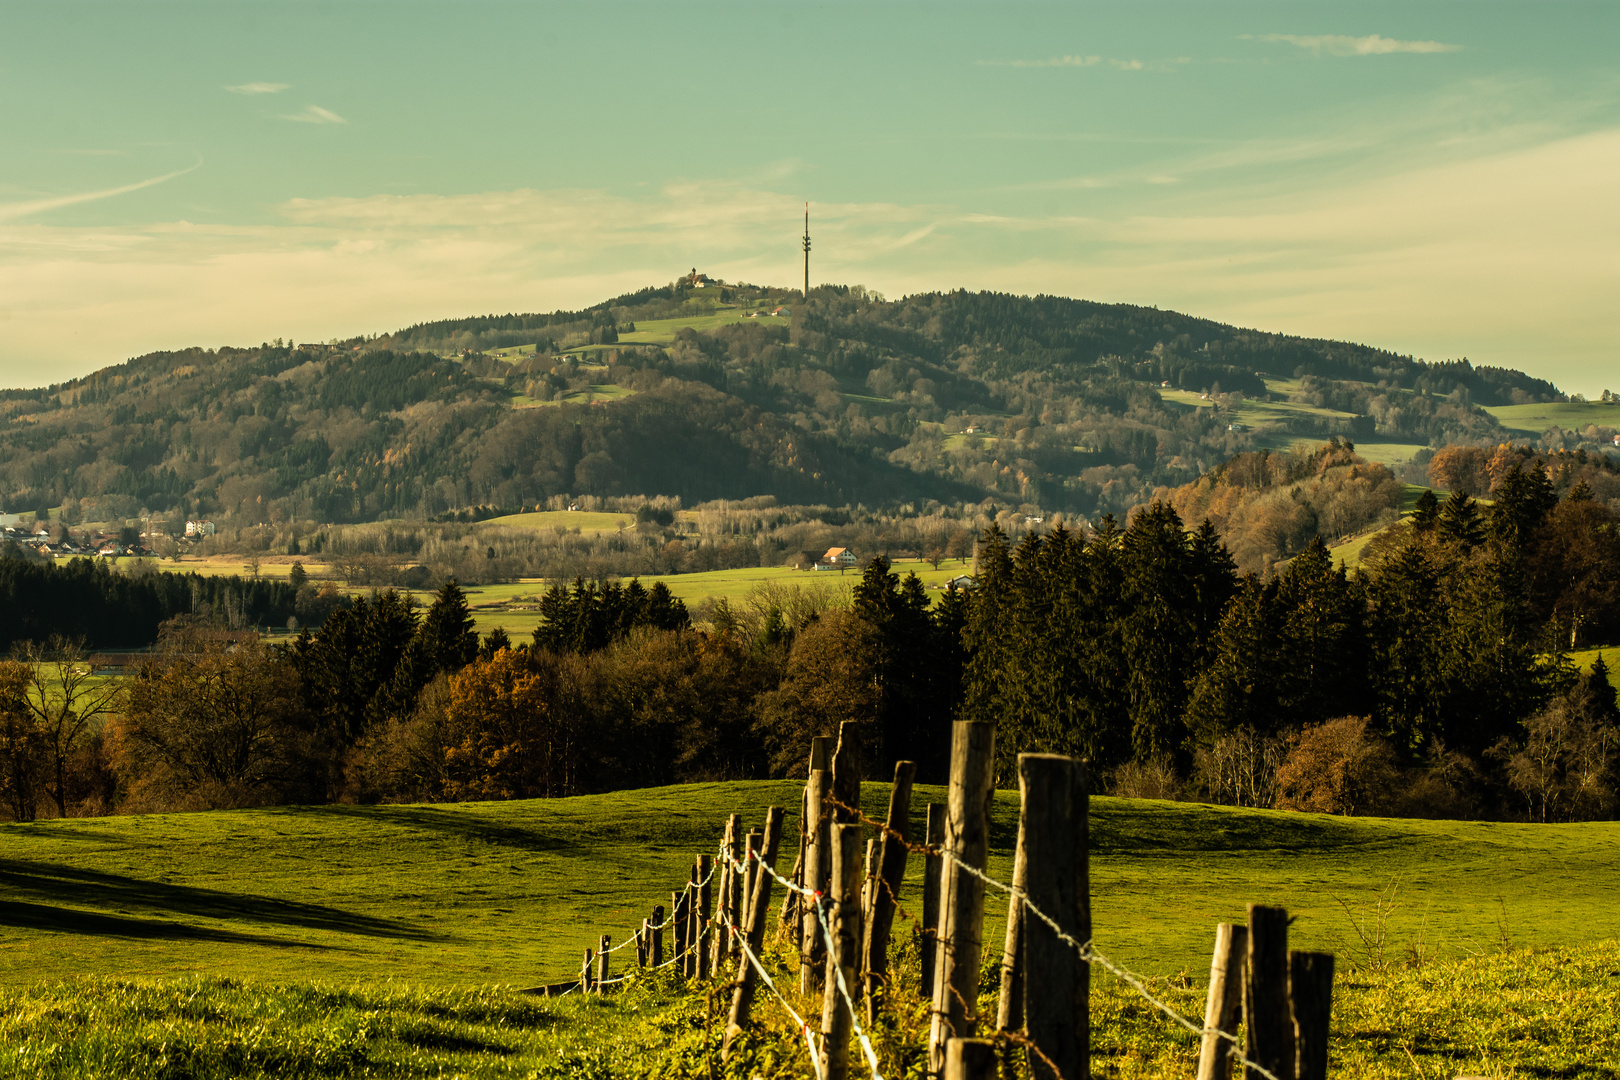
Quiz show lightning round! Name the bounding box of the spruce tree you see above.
[1410,489,1439,532]
[418,578,478,674]
[1437,491,1485,550]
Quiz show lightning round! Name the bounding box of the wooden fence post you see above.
[697,854,714,978]
[651,904,665,969]
[944,1037,997,1080]
[742,827,763,933]
[1290,951,1335,1080]
[722,805,785,1059]
[715,814,740,971]
[1016,754,1088,1080]
[582,948,594,993]
[832,721,863,825]
[928,721,996,1078]
[919,801,946,997]
[598,933,611,988]
[1245,904,1293,1080]
[995,808,1028,1034]
[1196,923,1248,1080]
[820,822,863,1080]
[863,759,915,1024]
[673,886,689,976]
[801,738,834,996]
[636,921,647,969]
[779,784,808,946]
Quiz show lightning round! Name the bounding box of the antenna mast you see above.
[802,203,811,301]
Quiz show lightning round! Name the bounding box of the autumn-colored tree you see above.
[1427,445,1491,496]
[117,631,315,809]
[1275,716,1400,816]
[10,637,123,818]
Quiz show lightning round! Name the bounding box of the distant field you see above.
[1159,388,1358,430]
[1486,401,1620,436]
[4,781,1620,994]
[511,383,636,409]
[460,558,971,637]
[608,307,767,347]
[478,510,633,533]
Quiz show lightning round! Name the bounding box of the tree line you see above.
[3,460,1618,823]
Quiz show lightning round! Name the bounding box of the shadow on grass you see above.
[0,860,443,941]
[0,899,339,948]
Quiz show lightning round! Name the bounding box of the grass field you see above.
[4,782,1619,990]
[476,510,634,534]
[509,383,637,409]
[3,785,1619,1077]
[458,559,971,637]
[1485,400,1620,437]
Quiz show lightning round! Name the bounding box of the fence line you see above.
[719,842,886,1080]
[554,755,1322,1080]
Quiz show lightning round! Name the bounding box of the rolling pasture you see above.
[3,783,1617,988]
[2,785,1618,1077]
[1485,400,1620,437]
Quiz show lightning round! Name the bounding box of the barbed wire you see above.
[569,798,1280,1080]
[820,794,1278,1080]
[718,843,885,1080]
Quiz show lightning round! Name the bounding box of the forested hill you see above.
[0,283,1572,526]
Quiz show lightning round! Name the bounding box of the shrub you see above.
[1276,715,1399,816]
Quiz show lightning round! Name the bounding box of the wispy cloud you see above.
[1249,33,1461,56]
[979,55,1151,71]
[280,105,347,124]
[0,159,202,223]
[225,82,289,95]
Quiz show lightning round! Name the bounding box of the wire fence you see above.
[556,751,1314,1080]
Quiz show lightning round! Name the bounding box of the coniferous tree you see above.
[1437,491,1485,550]
[419,578,479,674]
[1410,489,1440,532]
[1119,503,1198,762]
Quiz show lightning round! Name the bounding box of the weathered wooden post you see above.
[832,722,863,825]
[801,736,834,995]
[919,801,946,996]
[636,921,648,969]
[928,721,995,1078]
[741,827,763,933]
[582,948,594,993]
[673,886,689,976]
[944,1037,997,1080]
[696,854,714,978]
[995,812,1028,1034]
[598,933,611,988]
[862,839,878,917]
[722,805,786,1060]
[1245,904,1293,1080]
[1196,923,1248,1080]
[862,759,915,1023]
[820,822,863,1080]
[715,814,740,970]
[1290,951,1335,1080]
[1017,754,1088,1080]
[651,904,665,968]
[779,785,808,945]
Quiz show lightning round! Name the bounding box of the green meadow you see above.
[458,559,971,637]
[1485,400,1620,437]
[3,785,1620,1077]
[5,782,1619,989]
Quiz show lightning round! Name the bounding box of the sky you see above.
[1,1,1616,393]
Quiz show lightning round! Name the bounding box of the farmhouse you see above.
[815,546,858,571]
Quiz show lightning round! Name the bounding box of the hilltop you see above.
[0,281,1590,536]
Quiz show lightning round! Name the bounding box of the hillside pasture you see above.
[1486,400,1620,437]
[476,510,634,534]
[458,558,970,637]
[4,782,1620,992]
